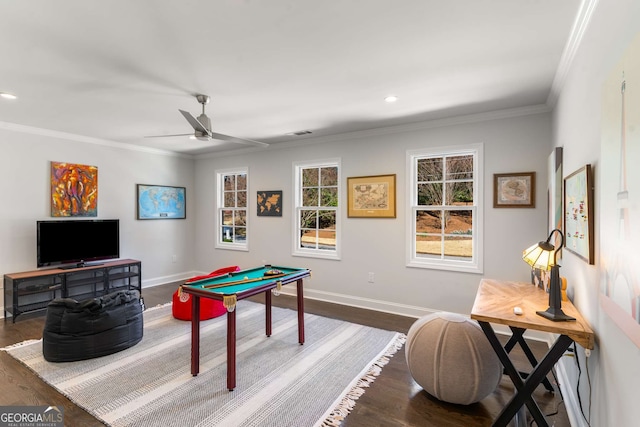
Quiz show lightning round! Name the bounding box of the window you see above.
[407,144,483,273]
[293,159,340,259]
[216,168,248,250]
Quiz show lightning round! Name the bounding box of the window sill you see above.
[406,259,483,274]
[292,250,341,261]
[215,244,249,252]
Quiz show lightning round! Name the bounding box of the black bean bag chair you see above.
[42,290,143,362]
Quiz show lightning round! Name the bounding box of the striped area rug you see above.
[4,301,405,427]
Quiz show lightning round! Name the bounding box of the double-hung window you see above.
[216,168,248,250]
[293,159,340,259]
[407,144,483,273]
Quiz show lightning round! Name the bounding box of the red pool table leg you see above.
[227,308,237,391]
[191,295,201,376]
[297,279,305,344]
[265,289,272,337]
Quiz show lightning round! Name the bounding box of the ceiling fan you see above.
[147,94,268,148]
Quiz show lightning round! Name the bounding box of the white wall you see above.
[552,1,640,426]
[0,127,198,306]
[194,111,552,317]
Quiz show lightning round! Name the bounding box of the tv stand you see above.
[3,259,141,322]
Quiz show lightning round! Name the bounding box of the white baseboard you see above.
[141,271,200,289]
[555,354,588,427]
[278,287,435,319]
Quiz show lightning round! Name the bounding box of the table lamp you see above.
[522,229,575,321]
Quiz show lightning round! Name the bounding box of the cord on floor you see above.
[573,342,592,427]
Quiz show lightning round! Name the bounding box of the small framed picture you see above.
[493,172,535,208]
[257,190,283,217]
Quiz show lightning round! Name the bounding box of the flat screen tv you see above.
[37,219,120,268]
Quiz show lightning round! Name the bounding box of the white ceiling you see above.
[1,0,588,156]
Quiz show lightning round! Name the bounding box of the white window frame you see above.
[215,167,249,252]
[406,144,483,273]
[292,158,341,260]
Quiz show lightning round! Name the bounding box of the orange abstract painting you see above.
[51,161,98,217]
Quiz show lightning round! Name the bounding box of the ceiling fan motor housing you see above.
[197,114,212,139]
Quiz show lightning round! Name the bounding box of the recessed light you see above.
[384,95,398,103]
[0,92,17,100]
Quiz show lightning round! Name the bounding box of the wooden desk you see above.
[471,279,594,427]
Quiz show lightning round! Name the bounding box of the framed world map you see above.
[137,184,186,220]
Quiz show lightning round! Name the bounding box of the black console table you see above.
[3,259,141,322]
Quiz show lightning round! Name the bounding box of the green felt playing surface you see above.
[185,265,307,295]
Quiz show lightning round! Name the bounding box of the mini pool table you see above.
[180,265,311,391]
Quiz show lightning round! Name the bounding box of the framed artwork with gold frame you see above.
[347,174,396,218]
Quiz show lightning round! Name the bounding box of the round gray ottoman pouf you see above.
[405,312,502,405]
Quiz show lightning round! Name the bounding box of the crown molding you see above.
[197,104,551,159]
[0,121,193,159]
[547,0,599,107]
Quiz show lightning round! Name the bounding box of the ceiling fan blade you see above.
[179,109,210,135]
[144,133,193,138]
[210,131,269,147]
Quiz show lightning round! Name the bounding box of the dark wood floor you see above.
[0,283,570,427]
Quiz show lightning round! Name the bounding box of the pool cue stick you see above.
[202,273,287,290]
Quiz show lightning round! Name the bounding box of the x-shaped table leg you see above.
[503,327,555,393]
[478,321,573,427]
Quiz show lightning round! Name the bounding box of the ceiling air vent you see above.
[287,130,313,136]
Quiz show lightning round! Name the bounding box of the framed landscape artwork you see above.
[347,174,396,218]
[137,184,186,220]
[50,161,98,217]
[493,172,535,208]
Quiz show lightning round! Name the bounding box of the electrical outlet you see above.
[172,254,177,263]
[368,272,375,283]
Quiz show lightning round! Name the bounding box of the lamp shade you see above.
[522,240,555,271]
